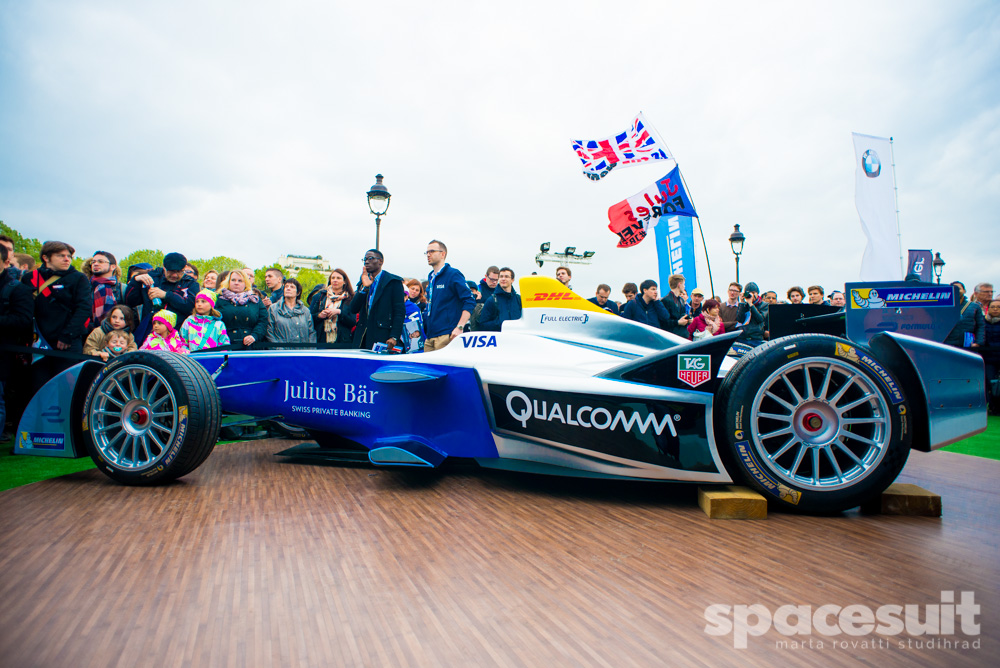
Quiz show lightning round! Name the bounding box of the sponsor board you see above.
[489,384,717,472]
[850,287,954,310]
[734,440,802,505]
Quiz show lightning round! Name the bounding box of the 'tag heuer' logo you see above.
[678,354,711,388]
[529,292,574,302]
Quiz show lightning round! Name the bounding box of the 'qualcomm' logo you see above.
[505,390,677,437]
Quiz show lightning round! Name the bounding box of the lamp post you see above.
[932,252,945,284]
[366,174,391,251]
[728,224,745,284]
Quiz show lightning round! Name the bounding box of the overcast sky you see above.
[1,0,997,298]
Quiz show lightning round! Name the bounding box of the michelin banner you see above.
[853,132,901,281]
[653,215,697,296]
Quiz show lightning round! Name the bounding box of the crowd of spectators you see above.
[0,232,998,440]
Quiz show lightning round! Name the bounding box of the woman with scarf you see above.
[267,278,315,349]
[83,304,139,360]
[217,270,267,350]
[309,268,356,348]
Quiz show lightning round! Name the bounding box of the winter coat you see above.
[140,330,189,353]
[124,267,199,342]
[736,299,767,341]
[944,297,986,347]
[22,266,93,349]
[424,264,476,339]
[687,313,726,338]
[478,288,522,332]
[983,316,1000,368]
[179,313,230,352]
[217,295,267,349]
[478,279,496,304]
[622,296,671,330]
[661,291,691,339]
[309,288,356,347]
[83,320,138,356]
[350,271,405,349]
[267,300,316,348]
[1,268,33,381]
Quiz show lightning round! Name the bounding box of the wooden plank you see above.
[698,485,767,519]
[0,443,994,666]
[861,482,943,516]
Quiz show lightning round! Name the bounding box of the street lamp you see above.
[728,224,745,284]
[932,252,945,284]
[366,174,391,251]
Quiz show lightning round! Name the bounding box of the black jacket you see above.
[351,271,405,349]
[944,297,986,347]
[478,288,522,332]
[661,292,691,339]
[736,299,767,341]
[124,267,199,341]
[21,266,93,348]
[1,269,33,381]
[309,289,357,346]
[622,296,671,329]
[217,296,268,349]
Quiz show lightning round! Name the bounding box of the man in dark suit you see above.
[351,249,405,351]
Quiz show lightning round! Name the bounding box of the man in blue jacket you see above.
[622,279,671,330]
[124,251,198,343]
[423,240,475,351]
[478,267,522,331]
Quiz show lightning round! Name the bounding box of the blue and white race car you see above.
[17,278,987,513]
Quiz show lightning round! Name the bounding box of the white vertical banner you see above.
[853,132,901,281]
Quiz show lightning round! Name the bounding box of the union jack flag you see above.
[571,112,672,180]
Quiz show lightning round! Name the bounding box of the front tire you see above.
[81,352,221,485]
[717,335,912,513]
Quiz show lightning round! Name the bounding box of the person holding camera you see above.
[736,281,767,346]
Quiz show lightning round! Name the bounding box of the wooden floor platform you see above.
[1,442,996,667]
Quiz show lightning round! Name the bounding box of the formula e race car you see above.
[15,277,988,514]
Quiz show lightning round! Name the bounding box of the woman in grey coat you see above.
[267,278,316,349]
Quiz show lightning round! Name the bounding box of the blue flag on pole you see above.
[653,215,698,296]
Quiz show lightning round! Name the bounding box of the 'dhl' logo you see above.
[677,354,711,388]
[530,292,573,301]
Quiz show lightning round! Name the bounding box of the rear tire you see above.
[81,351,221,485]
[716,335,912,513]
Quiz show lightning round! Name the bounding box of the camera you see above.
[743,290,754,299]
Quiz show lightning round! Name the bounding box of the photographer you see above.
[736,281,767,346]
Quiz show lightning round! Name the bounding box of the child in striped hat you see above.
[140,309,189,353]
[179,289,231,352]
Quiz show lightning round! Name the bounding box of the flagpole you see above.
[889,137,903,277]
[675,167,715,298]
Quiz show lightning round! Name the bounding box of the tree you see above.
[190,256,247,276]
[293,268,326,303]
[0,221,42,259]
[119,249,165,274]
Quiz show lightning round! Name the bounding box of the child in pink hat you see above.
[179,289,231,352]
[140,309,189,353]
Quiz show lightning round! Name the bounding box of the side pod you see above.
[597,332,740,393]
[868,332,987,451]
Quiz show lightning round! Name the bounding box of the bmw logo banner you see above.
[852,132,902,281]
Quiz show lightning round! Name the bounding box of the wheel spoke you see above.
[816,366,834,401]
[810,448,821,485]
[138,435,152,462]
[842,417,885,426]
[803,365,815,400]
[147,429,167,452]
[840,430,877,447]
[764,391,796,413]
[834,440,867,467]
[151,421,174,435]
[770,437,800,460]
[94,409,122,417]
[117,434,132,461]
[788,442,808,476]
[94,420,122,436]
[757,412,792,422]
[837,393,875,413]
[149,394,171,411]
[151,411,175,419]
[781,373,804,404]
[126,371,138,401]
[823,445,844,482]
[828,377,856,407]
[112,377,130,401]
[100,392,124,409]
[760,426,793,440]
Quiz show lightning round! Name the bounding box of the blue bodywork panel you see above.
[189,351,498,460]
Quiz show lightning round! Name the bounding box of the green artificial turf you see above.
[941,414,1000,460]
[1,417,998,492]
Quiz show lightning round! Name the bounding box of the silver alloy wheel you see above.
[749,358,891,491]
[89,365,179,470]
